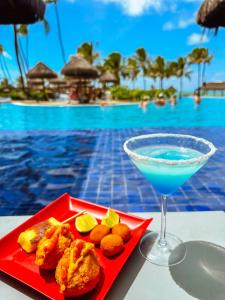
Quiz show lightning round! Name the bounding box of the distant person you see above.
[139,100,148,110]
[194,91,201,105]
[170,95,177,106]
[155,93,166,106]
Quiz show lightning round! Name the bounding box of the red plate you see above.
[0,193,153,299]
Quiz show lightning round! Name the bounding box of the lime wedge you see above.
[101,208,120,228]
[75,214,98,233]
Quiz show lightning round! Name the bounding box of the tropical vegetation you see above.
[0,0,214,100]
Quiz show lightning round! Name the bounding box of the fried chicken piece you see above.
[35,224,73,270]
[18,217,61,253]
[55,239,101,297]
[112,223,131,242]
[90,224,110,245]
[100,234,124,257]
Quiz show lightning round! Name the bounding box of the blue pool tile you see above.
[0,127,225,215]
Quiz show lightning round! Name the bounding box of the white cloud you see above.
[163,21,175,30]
[98,0,164,16]
[187,33,209,45]
[64,0,202,16]
[163,14,195,31]
[3,51,12,60]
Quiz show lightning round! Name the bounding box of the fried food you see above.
[90,224,110,245]
[55,239,101,297]
[100,234,124,257]
[18,217,61,253]
[112,223,131,242]
[35,224,73,270]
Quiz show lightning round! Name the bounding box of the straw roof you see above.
[197,0,225,28]
[0,0,45,25]
[61,56,99,79]
[99,71,117,83]
[27,62,57,79]
[203,82,225,90]
[49,79,67,85]
[28,79,43,85]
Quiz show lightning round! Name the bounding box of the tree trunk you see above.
[179,76,183,99]
[26,35,29,69]
[2,56,12,83]
[202,63,206,87]
[18,37,28,71]
[198,63,201,94]
[0,56,8,80]
[143,75,146,90]
[54,3,66,64]
[160,77,163,90]
[13,25,25,92]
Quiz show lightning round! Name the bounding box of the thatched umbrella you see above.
[99,71,117,84]
[49,79,69,93]
[27,62,57,99]
[0,0,45,25]
[28,79,43,91]
[197,0,225,29]
[61,56,99,79]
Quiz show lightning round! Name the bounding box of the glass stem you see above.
[159,195,167,247]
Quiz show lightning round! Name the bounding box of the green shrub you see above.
[28,90,45,100]
[110,86,177,101]
[10,90,26,100]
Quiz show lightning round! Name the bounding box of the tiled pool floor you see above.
[0,128,224,215]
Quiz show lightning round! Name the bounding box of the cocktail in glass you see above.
[124,133,216,266]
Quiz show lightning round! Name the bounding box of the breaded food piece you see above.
[55,239,100,297]
[112,223,131,242]
[100,234,124,257]
[18,217,61,253]
[90,224,110,245]
[35,224,73,270]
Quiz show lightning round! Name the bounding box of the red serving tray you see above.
[0,193,153,300]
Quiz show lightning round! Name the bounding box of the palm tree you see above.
[175,57,192,99]
[0,45,12,83]
[201,49,213,84]
[104,52,122,85]
[151,56,168,89]
[77,42,99,65]
[188,48,207,92]
[126,58,140,89]
[135,48,150,90]
[45,0,66,63]
[17,25,29,70]
[0,78,9,88]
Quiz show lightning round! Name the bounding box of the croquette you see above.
[112,223,131,242]
[90,224,110,244]
[100,234,124,257]
[35,224,73,270]
[55,239,101,297]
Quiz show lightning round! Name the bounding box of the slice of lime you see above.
[75,214,98,233]
[101,208,120,228]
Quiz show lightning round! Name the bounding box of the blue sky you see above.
[2,0,225,91]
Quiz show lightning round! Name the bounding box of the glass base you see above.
[139,231,186,267]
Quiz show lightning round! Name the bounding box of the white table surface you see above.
[0,211,225,300]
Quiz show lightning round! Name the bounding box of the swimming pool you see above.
[1,97,225,130]
[0,98,225,216]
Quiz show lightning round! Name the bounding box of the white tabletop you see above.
[0,211,225,300]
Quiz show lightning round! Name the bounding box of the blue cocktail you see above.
[124,134,216,266]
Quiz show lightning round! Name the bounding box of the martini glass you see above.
[124,133,216,266]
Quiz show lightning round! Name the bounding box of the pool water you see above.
[0,98,224,215]
[1,97,225,130]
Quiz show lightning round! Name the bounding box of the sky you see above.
[2,0,225,91]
